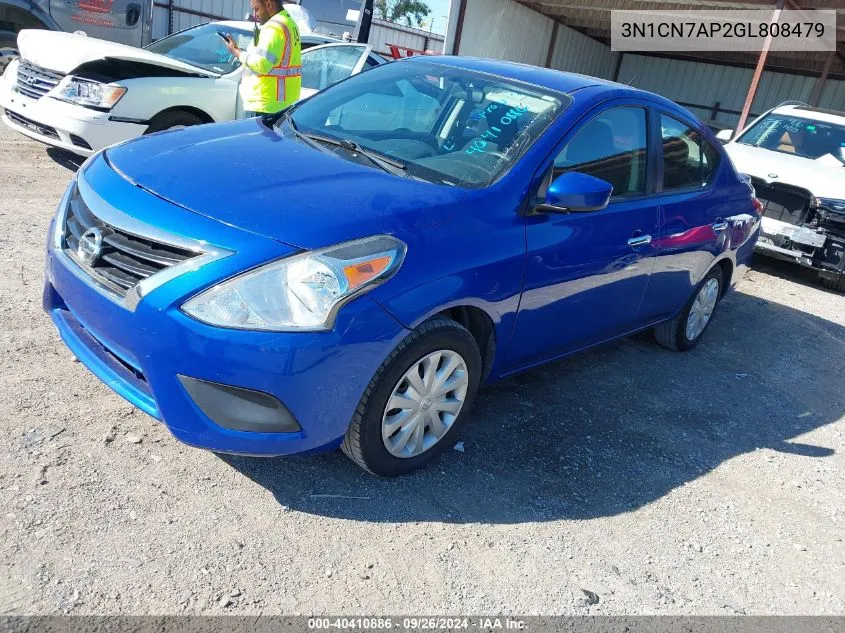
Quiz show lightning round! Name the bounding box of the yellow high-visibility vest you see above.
[237,9,302,113]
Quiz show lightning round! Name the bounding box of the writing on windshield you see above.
[464,103,531,156]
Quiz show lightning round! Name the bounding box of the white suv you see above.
[717,104,845,291]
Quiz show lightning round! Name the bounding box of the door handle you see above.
[712,221,729,232]
[627,234,652,248]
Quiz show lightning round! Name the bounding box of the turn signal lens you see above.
[343,256,393,291]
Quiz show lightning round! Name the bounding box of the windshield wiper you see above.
[301,132,408,176]
[283,116,409,177]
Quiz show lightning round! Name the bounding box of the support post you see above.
[612,52,623,82]
[545,21,560,68]
[809,49,835,107]
[736,0,784,133]
[355,0,374,44]
[451,0,468,55]
[710,101,721,120]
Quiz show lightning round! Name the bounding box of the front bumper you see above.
[44,159,410,456]
[754,217,845,277]
[0,79,145,156]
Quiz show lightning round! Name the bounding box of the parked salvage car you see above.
[43,56,761,476]
[717,104,845,291]
[0,21,387,155]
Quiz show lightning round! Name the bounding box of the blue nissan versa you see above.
[43,56,762,476]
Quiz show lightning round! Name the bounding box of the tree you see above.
[374,0,431,29]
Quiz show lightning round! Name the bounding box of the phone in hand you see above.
[216,30,232,42]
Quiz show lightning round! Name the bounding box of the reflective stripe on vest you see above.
[253,47,279,64]
[264,67,301,78]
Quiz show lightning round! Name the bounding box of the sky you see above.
[422,0,452,35]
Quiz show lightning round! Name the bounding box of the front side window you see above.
[145,24,252,75]
[661,114,720,191]
[288,61,569,187]
[553,106,648,198]
[736,112,845,164]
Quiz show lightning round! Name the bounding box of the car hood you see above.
[16,29,218,77]
[724,142,845,199]
[103,119,465,250]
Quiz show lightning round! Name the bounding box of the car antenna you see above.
[625,73,639,87]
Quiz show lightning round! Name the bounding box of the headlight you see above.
[182,235,406,331]
[816,197,845,213]
[54,76,126,110]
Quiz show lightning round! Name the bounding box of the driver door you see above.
[508,102,660,367]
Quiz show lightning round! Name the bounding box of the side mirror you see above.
[541,172,613,213]
[716,129,734,143]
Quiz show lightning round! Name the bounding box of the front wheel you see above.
[144,110,204,134]
[341,317,482,477]
[0,31,19,76]
[654,266,723,352]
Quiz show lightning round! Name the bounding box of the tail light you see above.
[752,197,764,216]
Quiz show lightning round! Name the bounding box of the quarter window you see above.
[661,114,720,190]
[553,106,648,198]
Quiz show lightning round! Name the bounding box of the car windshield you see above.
[286,61,570,187]
[736,112,845,164]
[145,24,253,75]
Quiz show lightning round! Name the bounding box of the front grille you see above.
[62,185,199,298]
[749,177,811,226]
[5,110,59,140]
[15,59,65,100]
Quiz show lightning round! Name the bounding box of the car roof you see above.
[403,55,684,110]
[771,104,845,124]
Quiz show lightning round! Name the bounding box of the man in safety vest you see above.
[223,0,301,117]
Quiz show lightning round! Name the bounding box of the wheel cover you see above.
[686,277,719,341]
[381,350,469,459]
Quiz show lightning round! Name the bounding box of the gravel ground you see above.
[1,124,844,616]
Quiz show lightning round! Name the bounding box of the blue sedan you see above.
[43,56,762,476]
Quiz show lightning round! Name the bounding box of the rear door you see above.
[49,0,150,47]
[298,43,371,99]
[638,110,730,322]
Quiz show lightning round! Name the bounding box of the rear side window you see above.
[661,114,721,191]
[553,106,648,199]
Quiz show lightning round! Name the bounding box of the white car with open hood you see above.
[0,20,386,156]
[716,103,845,291]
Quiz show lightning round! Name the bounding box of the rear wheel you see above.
[0,31,19,76]
[145,110,204,134]
[341,317,482,477]
[654,266,723,352]
[820,274,845,293]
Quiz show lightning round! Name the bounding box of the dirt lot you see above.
[1,124,844,616]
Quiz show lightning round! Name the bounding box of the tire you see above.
[144,110,204,134]
[0,31,19,77]
[820,274,845,293]
[654,266,723,352]
[341,317,482,477]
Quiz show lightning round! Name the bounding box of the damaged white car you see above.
[717,103,845,291]
[0,21,385,156]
